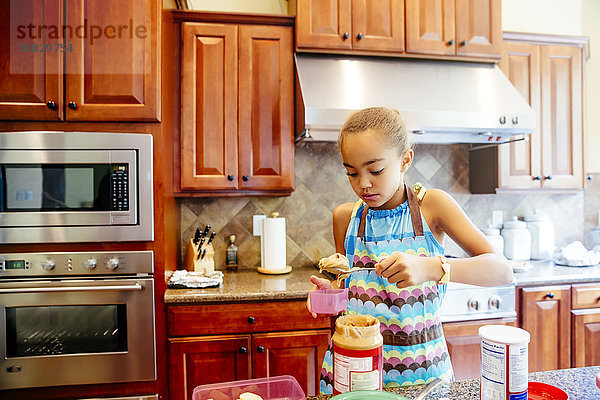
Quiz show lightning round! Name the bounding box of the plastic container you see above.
[192,375,305,400]
[525,210,555,260]
[332,314,383,394]
[479,325,531,400]
[482,226,504,255]
[501,217,531,260]
[309,288,349,315]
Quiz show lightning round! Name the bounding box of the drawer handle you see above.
[546,292,555,299]
[257,346,265,353]
[239,347,247,354]
[248,316,255,324]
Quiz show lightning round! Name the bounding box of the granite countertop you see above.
[306,366,600,400]
[164,260,600,304]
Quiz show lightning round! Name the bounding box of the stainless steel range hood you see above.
[295,54,535,144]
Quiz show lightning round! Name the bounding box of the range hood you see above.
[295,54,535,144]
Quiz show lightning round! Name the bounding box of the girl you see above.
[308,107,513,394]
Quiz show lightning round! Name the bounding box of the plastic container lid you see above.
[503,216,527,229]
[596,371,600,389]
[528,382,568,400]
[482,226,500,236]
[309,288,349,315]
[479,325,531,345]
[525,209,550,222]
[192,375,305,400]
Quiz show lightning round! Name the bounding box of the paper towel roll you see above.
[261,216,286,271]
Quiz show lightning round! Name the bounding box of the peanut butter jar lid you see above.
[335,315,381,338]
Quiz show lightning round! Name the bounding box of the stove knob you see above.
[83,258,97,270]
[488,295,502,310]
[467,297,480,311]
[41,260,55,271]
[106,258,120,270]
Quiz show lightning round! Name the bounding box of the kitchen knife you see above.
[193,228,201,245]
[200,249,207,260]
[206,231,216,245]
[202,225,211,238]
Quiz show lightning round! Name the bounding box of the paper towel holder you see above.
[257,211,292,275]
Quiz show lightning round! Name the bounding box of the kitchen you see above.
[0,0,599,399]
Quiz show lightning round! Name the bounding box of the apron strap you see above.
[356,184,424,239]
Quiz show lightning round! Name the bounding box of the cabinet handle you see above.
[227,175,234,181]
[68,101,77,110]
[242,175,249,182]
[533,176,542,181]
[460,40,467,46]
[247,316,255,324]
[546,292,555,299]
[544,175,553,180]
[239,347,247,354]
[46,100,57,110]
[342,32,349,40]
[356,33,364,40]
[257,346,265,353]
[447,39,454,46]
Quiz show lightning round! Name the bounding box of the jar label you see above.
[333,344,382,394]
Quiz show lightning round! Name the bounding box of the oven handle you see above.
[0,283,143,293]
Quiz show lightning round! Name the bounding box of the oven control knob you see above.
[467,297,480,311]
[83,258,97,270]
[488,295,502,310]
[41,260,55,271]
[106,258,120,270]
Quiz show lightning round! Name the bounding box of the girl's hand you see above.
[375,252,440,288]
[307,275,332,318]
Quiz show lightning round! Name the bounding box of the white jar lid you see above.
[482,227,500,235]
[479,325,531,344]
[503,216,526,229]
[525,209,549,222]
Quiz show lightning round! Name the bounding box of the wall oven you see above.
[0,250,156,390]
[0,131,153,243]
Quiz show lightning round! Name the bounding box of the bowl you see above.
[309,288,349,315]
[192,375,305,400]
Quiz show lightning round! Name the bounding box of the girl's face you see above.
[341,129,412,210]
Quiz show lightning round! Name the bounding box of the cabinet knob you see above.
[257,346,265,353]
[512,116,519,124]
[460,40,467,46]
[247,316,255,324]
[499,116,506,124]
[586,175,593,181]
[227,175,234,181]
[68,101,77,110]
[356,32,364,40]
[447,39,454,46]
[239,347,247,354]
[342,32,349,40]
[544,175,553,180]
[46,100,57,110]
[546,292,555,299]
[242,175,249,182]
[533,176,542,181]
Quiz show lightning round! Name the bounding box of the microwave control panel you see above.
[111,164,129,211]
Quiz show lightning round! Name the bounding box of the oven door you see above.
[0,277,156,390]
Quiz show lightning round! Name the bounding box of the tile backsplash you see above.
[180,143,595,269]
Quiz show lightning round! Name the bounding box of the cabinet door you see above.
[64,0,160,121]
[455,0,501,58]
[443,318,517,380]
[169,335,251,400]
[571,309,600,367]
[539,45,583,189]
[497,42,542,189]
[296,0,352,50]
[352,0,404,52]
[180,23,238,191]
[238,25,294,191]
[521,286,571,372]
[405,0,455,56]
[253,330,331,397]
[0,0,62,120]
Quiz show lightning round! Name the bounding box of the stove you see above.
[440,282,517,322]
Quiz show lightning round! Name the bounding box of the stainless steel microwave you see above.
[0,132,153,243]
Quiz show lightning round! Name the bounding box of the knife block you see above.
[184,238,215,274]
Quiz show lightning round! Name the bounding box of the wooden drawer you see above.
[572,283,600,309]
[167,300,331,336]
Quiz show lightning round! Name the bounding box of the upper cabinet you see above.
[0,0,160,122]
[296,0,404,53]
[295,0,501,60]
[406,0,501,58]
[178,18,294,195]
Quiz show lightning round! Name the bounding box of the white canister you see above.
[479,325,530,400]
[501,217,531,260]
[482,226,504,255]
[525,210,555,260]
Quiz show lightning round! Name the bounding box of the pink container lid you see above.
[596,371,600,389]
[192,375,305,400]
[309,288,349,315]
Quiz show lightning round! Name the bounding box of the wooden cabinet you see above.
[406,0,501,58]
[443,317,517,380]
[179,22,294,194]
[571,283,600,367]
[0,0,160,121]
[520,285,571,372]
[167,301,331,399]
[470,33,587,192]
[296,0,404,53]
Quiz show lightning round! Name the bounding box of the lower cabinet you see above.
[443,317,517,380]
[167,301,331,400]
[571,283,600,367]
